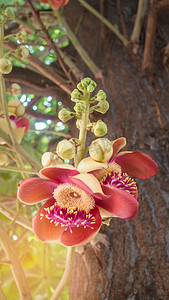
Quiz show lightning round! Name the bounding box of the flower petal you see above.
[77,157,108,173]
[40,165,79,182]
[13,127,25,143]
[95,185,139,219]
[113,151,158,179]
[32,198,65,242]
[60,206,102,246]
[18,178,59,204]
[108,137,126,162]
[16,117,30,133]
[70,173,108,200]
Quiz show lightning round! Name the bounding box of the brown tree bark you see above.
[63,1,169,299]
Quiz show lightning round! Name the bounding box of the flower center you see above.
[53,183,95,213]
[40,183,96,233]
[101,170,137,197]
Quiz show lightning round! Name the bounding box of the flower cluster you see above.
[0,98,30,144]
[18,137,158,247]
[41,0,69,9]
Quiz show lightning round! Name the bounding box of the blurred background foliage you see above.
[0,0,73,299]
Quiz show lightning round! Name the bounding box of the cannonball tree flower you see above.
[77,137,158,216]
[17,163,139,247]
[0,99,30,144]
[40,0,69,9]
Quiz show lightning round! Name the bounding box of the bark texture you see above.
[65,1,169,299]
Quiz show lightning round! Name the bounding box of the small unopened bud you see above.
[58,108,74,123]
[71,89,82,102]
[10,83,21,97]
[8,99,25,116]
[41,152,63,167]
[97,90,106,101]
[87,82,97,93]
[3,8,15,20]
[0,58,12,74]
[89,138,113,162]
[92,120,107,137]
[94,100,109,114]
[16,31,28,43]
[56,139,75,160]
[74,102,85,114]
[16,46,29,59]
[77,78,97,93]
[0,153,10,166]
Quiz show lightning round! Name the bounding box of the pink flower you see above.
[40,0,69,9]
[17,160,139,246]
[78,137,158,217]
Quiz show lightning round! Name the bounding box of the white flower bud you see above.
[41,152,63,167]
[10,83,21,97]
[89,138,113,162]
[0,58,12,74]
[56,140,76,160]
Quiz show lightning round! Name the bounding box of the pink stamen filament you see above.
[40,202,95,233]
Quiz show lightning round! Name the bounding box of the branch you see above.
[5,41,72,95]
[131,0,147,43]
[0,165,38,174]
[14,17,83,81]
[54,10,103,79]
[0,204,33,232]
[142,0,157,71]
[0,224,33,300]
[26,0,76,88]
[78,0,129,46]
[117,0,129,39]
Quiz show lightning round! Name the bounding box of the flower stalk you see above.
[50,246,75,300]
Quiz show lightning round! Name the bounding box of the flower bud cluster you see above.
[89,138,113,162]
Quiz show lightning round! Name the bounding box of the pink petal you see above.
[108,137,126,162]
[40,166,79,183]
[60,206,102,246]
[17,178,59,204]
[95,185,139,219]
[16,117,30,133]
[32,198,65,242]
[113,151,158,179]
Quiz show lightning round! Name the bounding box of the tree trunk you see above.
[66,1,169,299]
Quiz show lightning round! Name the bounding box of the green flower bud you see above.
[92,120,107,137]
[94,100,109,114]
[74,102,86,114]
[16,31,28,43]
[10,83,21,97]
[56,140,75,160]
[71,89,82,102]
[89,138,113,162]
[41,152,63,167]
[3,8,15,20]
[58,108,74,123]
[0,153,10,166]
[16,46,29,59]
[97,90,106,101]
[77,78,97,93]
[0,58,12,74]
